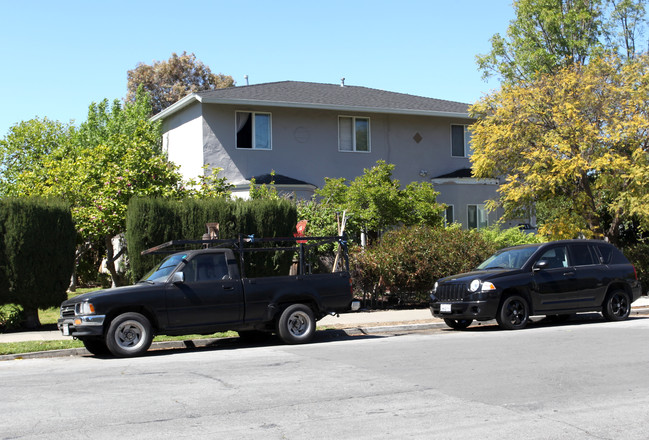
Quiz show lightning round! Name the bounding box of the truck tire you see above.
[80,337,110,356]
[277,304,316,344]
[105,312,153,357]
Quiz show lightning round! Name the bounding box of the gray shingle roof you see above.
[152,81,471,120]
[197,81,469,113]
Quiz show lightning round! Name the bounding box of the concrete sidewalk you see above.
[2,296,649,345]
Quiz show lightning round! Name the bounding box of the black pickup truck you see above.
[58,235,355,357]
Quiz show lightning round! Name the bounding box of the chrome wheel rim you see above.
[114,320,146,350]
[287,311,311,337]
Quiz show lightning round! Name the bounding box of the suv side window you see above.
[570,244,597,266]
[537,246,569,269]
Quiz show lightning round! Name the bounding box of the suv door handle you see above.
[563,271,575,276]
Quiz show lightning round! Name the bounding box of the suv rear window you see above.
[595,243,630,265]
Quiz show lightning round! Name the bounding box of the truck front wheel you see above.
[277,304,316,344]
[105,312,153,357]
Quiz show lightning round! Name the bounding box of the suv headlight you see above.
[75,302,96,315]
[469,280,496,292]
[432,282,439,293]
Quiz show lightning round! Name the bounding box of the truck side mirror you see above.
[171,272,185,284]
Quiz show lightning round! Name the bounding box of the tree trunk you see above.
[104,235,126,287]
[22,307,41,329]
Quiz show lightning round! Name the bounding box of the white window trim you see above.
[235,111,273,150]
[338,115,371,153]
[444,205,455,226]
[467,204,488,229]
[451,124,472,158]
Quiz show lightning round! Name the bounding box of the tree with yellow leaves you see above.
[470,54,649,244]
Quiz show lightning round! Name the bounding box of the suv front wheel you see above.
[497,295,530,330]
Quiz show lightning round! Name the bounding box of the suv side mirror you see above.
[533,260,549,271]
[171,272,185,284]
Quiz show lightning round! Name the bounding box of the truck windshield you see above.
[141,254,186,283]
[477,247,538,270]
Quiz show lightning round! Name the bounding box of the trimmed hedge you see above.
[126,197,297,281]
[0,198,76,325]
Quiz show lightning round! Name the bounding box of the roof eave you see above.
[151,95,472,121]
[150,93,203,122]
[201,97,471,118]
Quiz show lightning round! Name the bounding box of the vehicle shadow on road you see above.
[440,313,648,333]
[89,329,385,360]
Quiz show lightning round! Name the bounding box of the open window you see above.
[236,112,271,150]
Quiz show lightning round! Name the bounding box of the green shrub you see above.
[0,304,24,332]
[351,225,497,306]
[0,198,76,327]
[126,197,297,281]
[623,243,649,295]
[478,225,545,249]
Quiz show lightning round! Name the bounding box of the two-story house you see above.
[152,80,506,229]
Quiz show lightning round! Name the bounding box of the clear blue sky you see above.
[0,0,514,137]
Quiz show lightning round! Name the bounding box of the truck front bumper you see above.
[57,315,106,338]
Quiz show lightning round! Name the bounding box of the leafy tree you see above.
[127,51,235,115]
[0,118,75,196]
[470,54,649,244]
[3,89,186,286]
[477,0,646,83]
[298,161,445,244]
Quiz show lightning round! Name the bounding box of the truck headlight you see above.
[75,302,96,315]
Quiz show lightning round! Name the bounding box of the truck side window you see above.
[185,254,229,282]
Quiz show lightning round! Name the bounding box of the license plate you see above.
[440,303,452,313]
[62,324,70,336]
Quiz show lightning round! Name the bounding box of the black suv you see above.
[430,240,642,330]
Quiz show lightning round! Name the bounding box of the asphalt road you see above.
[2,315,648,440]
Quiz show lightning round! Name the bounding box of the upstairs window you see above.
[339,116,370,152]
[451,124,472,157]
[236,112,271,150]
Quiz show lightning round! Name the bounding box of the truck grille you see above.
[435,283,468,301]
[60,305,75,318]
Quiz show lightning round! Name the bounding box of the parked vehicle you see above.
[58,235,356,357]
[430,240,642,330]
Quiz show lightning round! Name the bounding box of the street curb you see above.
[2,307,649,362]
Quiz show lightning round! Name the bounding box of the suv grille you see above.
[435,283,468,301]
[60,305,75,318]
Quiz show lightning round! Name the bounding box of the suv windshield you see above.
[141,254,186,283]
[477,246,539,270]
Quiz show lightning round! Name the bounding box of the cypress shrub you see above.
[126,197,297,281]
[0,198,76,327]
